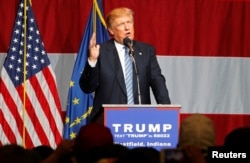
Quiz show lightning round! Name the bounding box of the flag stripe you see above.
[0,75,35,147]
[157,56,250,114]
[0,122,10,146]
[33,66,62,145]
[44,66,63,118]
[0,95,18,144]
[23,76,51,146]
[0,74,23,144]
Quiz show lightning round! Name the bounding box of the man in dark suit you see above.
[79,7,171,123]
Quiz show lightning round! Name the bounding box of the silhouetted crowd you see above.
[0,114,250,163]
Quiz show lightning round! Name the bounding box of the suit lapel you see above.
[105,42,127,96]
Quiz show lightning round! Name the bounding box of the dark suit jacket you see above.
[79,39,171,122]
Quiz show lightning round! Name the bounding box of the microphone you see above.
[123,37,134,56]
[123,37,142,104]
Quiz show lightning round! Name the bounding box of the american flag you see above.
[0,0,63,148]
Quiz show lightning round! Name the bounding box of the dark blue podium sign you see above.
[103,105,181,151]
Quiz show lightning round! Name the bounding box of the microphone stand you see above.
[129,51,142,105]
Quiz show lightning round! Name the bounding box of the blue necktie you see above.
[124,47,134,104]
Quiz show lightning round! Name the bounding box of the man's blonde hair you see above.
[106,7,134,28]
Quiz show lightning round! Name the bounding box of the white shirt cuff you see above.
[88,58,97,67]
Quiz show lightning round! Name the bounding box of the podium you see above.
[103,104,181,151]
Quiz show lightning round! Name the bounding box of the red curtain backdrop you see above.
[1,0,249,56]
[1,0,250,146]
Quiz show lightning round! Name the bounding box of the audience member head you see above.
[31,145,54,161]
[224,127,250,149]
[74,123,114,162]
[178,113,216,154]
[0,144,41,163]
[90,143,130,163]
[38,139,76,163]
[117,147,160,163]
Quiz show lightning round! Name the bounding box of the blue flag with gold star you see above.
[63,0,109,139]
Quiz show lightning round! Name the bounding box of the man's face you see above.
[108,15,134,44]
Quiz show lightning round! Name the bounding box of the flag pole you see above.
[22,0,28,148]
[93,0,107,28]
[93,0,96,33]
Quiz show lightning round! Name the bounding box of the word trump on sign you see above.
[112,123,172,133]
